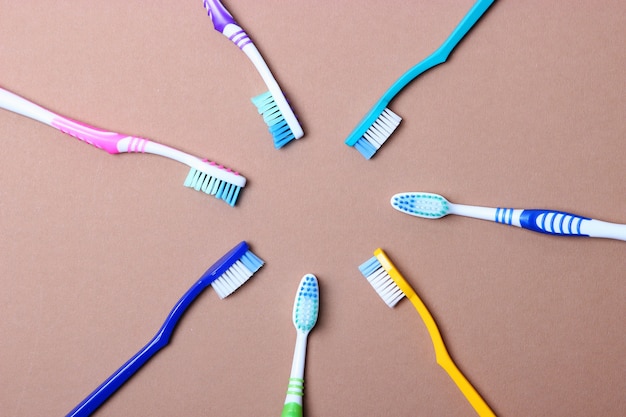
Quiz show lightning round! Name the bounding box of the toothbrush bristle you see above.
[184,161,243,207]
[358,255,404,308]
[251,91,301,149]
[211,249,264,299]
[392,193,449,218]
[293,274,319,332]
[353,107,402,159]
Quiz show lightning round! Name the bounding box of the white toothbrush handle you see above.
[451,204,626,241]
[0,86,56,125]
[220,23,294,116]
[284,332,308,407]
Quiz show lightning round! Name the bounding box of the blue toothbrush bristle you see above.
[184,167,242,207]
[358,255,404,308]
[211,249,264,299]
[294,274,319,332]
[392,193,448,218]
[252,91,298,149]
[358,256,381,277]
[354,107,402,159]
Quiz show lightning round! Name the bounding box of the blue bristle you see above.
[252,91,296,149]
[240,250,264,274]
[358,256,381,277]
[184,168,242,207]
[352,107,401,159]
[294,274,319,332]
[358,252,404,308]
[354,138,377,160]
[210,247,265,299]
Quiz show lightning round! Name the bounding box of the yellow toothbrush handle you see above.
[374,249,495,416]
[406,293,496,417]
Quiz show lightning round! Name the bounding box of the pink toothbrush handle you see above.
[50,116,148,154]
[0,86,145,154]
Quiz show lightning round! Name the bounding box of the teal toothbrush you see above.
[345,0,495,159]
[281,274,319,417]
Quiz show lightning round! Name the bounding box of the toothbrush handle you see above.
[204,0,255,53]
[0,86,140,154]
[203,0,239,33]
[281,333,308,417]
[518,209,589,235]
[437,355,496,417]
[384,0,495,100]
[66,334,167,417]
[495,208,626,241]
[404,294,496,417]
[437,0,496,59]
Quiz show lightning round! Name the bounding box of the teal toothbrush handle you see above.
[384,0,495,100]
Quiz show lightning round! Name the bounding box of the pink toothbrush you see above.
[0,86,246,206]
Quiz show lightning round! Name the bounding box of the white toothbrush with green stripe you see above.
[282,274,319,417]
[391,192,626,241]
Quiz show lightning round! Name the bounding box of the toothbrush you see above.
[281,274,319,417]
[203,0,303,149]
[359,248,495,417]
[0,86,246,206]
[345,0,495,159]
[392,192,626,241]
[66,241,264,417]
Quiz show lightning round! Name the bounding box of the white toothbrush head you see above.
[391,192,451,219]
[292,274,319,334]
[358,249,407,308]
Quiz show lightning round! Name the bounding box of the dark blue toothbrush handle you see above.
[66,336,166,417]
[519,209,590,236]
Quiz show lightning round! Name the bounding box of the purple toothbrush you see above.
[203,0,303,149]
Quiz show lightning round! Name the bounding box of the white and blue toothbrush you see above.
[391,192,626,241]
[281,274,319,417]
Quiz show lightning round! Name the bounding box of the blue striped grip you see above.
[518,209,590,236]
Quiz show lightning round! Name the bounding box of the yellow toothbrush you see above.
[359,248,496,417]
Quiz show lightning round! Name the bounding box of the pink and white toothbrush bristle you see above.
[0,87,246,206]
[203,0,303,149]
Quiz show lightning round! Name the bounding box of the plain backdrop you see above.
[1,1,624,416]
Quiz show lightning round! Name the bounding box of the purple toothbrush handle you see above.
[203,0,238,32]
[51,115,148,155]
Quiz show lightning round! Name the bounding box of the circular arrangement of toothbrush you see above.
[1,1,623,416]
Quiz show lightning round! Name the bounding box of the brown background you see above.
[1,1,624,416]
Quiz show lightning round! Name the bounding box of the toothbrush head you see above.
[292,274,319,334]
[391,192,450,218]
[183,159,245,207]
[203,241,264,299]
[358,248,414,308]
[251,91,303,149]
[347,107,402,160]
